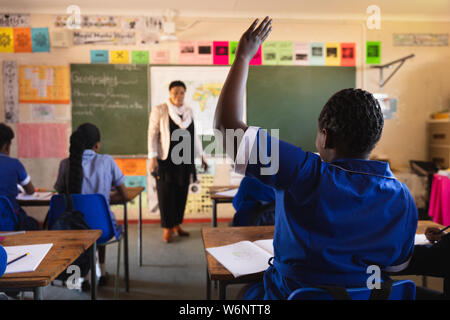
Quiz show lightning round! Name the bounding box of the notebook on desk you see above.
[16,192,53,201]
[4,243,53,274]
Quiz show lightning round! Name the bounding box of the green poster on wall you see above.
[366,41,381,64]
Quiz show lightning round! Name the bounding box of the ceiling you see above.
[2,0,450,21]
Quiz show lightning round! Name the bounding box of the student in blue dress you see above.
[0,123,39,231]
[213,17,418,299]
[231,177,275,227]
[54,123,129,291]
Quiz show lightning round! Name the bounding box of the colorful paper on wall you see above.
[293,42,309,66]
[31,28,50,52]
[131,50,149,64]
[213,41,229,65]
[277,41,293,65]
[127,191,148,209]
[125,175,147,190]
[19,65,70,104]
[197,41,213,65]
[114,158,147,176]
[111,50,130,64]
[17,123,68,158]
[228,41,238,65]
[121,16,146,30]
[0,14,30,27]
[150,50,170,64]
[249,45,262,65]
[179,41,197,64]
[309,42,325,66]
[90,50,109,63]
[0,28,14,52]
[341,43,356,66]
[325,42,340,66]
[262,42,278,65]
[31,104,55,121]
[3,61,19,123]
[13,28,32,52]
[366,41,381,64]
[73,31,135,45]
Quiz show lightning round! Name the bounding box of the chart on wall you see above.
[150,66,245,136]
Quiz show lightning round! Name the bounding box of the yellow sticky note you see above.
[0,28,14,52]
[110,50,130,64]
[325,42,341,66]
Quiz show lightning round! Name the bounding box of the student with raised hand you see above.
[214,17,418,299]
[0,123,39,231]
[54,123,128,291]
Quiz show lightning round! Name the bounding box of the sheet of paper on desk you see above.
[206,240,272,278]
[414,234,430,245]
[16,192,53,201]
[215,188,238,197]
[4,243,53,274]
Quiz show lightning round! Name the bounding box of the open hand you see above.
[236,16,272,63]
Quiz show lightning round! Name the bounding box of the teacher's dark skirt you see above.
[156,179,190,229]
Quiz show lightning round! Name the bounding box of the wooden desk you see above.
[202,221,444,300]
[0,230,101,300]
[208,186,239,227]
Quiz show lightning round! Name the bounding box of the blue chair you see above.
[288,280,416,300]
[0,245,7,278]
[48,194,124,299]
[0,196,18,231]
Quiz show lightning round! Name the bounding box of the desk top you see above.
[110,186,145,205]
[0,230,101,288]
[209,185,239,201]
[202,221,444,282]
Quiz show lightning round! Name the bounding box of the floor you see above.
[4,222,444,300]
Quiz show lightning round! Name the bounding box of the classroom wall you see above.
[1,14,449,222]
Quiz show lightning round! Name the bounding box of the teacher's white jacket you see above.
[148,102,203,161]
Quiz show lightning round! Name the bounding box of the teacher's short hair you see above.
[169,80,186,91]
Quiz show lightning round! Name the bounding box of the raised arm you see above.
[213,17,272,160]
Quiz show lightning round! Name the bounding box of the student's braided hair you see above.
[69,123,101,194]
[0,123,14,150]
[318,88,384,156]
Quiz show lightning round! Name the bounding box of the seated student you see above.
[213,17,417,299]
[0,123,39,231]
[54,123,129,291]
[231,177,275,226]
[389,226,450,300]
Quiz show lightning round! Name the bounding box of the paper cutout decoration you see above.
[262,42,278,65]
[228,41,238,65]
[114,158,147,176]
[309,42,325,66]
[150,50,170,64]
[17,123,68,158]
[366,41,381,64]
[3,61,19,123]
[325,42,340,66]
[13,28,32,52]
[19,65,70,104]
[213,41,229,65]
[31,28,50,52]
[341,43,356,67]
[278,41,293,65]
[111,50,130,64]
[293,42,309,66]
[179,41,197,64]
[90,50,109,63]
[0,28,14,52]
[197,41,213,64]
[131,50,149,64]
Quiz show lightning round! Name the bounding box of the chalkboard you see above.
[71,64,149,155]
[247,66,356,152]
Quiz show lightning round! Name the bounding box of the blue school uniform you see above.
[0,152,30,210]
[236,127,418,300]
[232,177,275,226]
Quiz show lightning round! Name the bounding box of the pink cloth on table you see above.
[428,174,450,226]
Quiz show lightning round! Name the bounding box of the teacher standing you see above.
[148,80,208,243]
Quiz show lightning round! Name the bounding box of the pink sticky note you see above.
[250,46,262,65]
[150,50,170,64]
[179,41,197,64]
[17,123,68,158]
[213,41,229,65]
[197,41,213,65]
